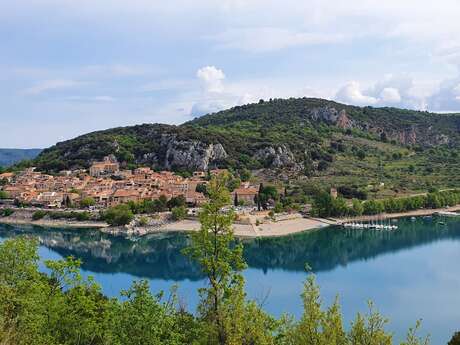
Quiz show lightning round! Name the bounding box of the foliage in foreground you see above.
[0,175,432,345]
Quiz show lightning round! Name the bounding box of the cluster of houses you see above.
[0,156,260,209]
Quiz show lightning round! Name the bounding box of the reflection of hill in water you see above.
[1,218,459,281]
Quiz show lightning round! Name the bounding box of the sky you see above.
[2,0,460,148]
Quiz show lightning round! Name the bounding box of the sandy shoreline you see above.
[333,205,460,223]
[160,217,330,238]
[0,211,330,238]
[1,204,459,237]
[0,217,109,229]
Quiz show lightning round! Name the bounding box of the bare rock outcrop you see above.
[254,145,302,170]
[143,135,228,171]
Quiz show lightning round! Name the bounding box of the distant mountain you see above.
[32,98,460,192]
[0,148,42,167]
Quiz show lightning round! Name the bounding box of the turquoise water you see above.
[1,217,459,344]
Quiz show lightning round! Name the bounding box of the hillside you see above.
[33,98,460,194]
[0,148,42,167]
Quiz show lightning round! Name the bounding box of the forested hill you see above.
[32,98,460,191]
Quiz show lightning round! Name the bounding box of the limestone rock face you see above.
[254,145,301,170]
[143,135,228,171]
[336,110,354,129]
[307,106,451,147]
[308,107,353,129]
[310,106,342,123]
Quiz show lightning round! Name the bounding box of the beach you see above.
[2,204,460,237]
[161,216,330,238]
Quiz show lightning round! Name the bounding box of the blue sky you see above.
[2,0,460,148]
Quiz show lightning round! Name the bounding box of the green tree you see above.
[167,195,187,210]
[184,173,247,344]
[1,208,14,217]
[156,195,169,212]
[348,302,392,345]
[107,281,191,345]
[0,190,9,199]
[226,177,241,192]
[0,238,49,344]
[312,192,350,217]
[75,211,90,221]
[80,197,96,208]
[352,199,364,216]
[103,204,134,226]
[238,168,252,182]
[32,210,47,220]
[44,256,108,345]
[196,183,208,196]
[171,206,187,221]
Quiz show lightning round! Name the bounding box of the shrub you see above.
[1,208,14,217]
[356,149,366,160]
[0,190,9,199]
[195,183,208,195]
[337,186,367,200]
[103,204,134,226]
[48,211,65,219]
[75,212,90,221]
[32,210,47,221]
[274,202,283,213]
[137,216,149,226]
[171,206,187,221]
[80,197,96,208]
[167,195,187,210]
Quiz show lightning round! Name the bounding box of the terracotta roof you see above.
[112,189,139,198]
[234,187,259,196]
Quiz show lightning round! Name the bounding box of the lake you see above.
[1,217,459,344]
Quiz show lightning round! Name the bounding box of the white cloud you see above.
[427,76,460,112]
[23,79,82,95]
[196,66,226,93]
[335,75,424,109]
[335,81,378,106]
[379,88,401,103]
[191,66,265,117]
[191,66,232,116]
[190,99,230,117]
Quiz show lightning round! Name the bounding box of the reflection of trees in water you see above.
[0,225,203,281]
[245,218,460,272]
[1,218,459,281]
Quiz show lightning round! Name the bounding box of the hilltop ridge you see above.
[31,97,460,193]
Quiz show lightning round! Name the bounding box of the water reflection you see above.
[1,217,459,281]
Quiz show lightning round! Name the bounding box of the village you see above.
[0,155,261,210]
[0,155,332,237]
[4,155,455,238]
